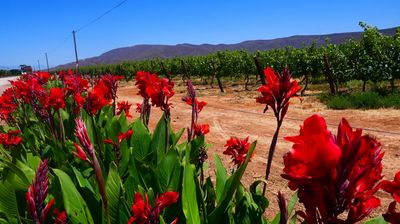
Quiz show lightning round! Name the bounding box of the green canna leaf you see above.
[182,144,201,224]
[53,169,94,224]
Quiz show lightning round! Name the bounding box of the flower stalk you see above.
[75,119,110,224]
[256,67,301,195]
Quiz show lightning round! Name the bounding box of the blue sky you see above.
[0,0,399,69]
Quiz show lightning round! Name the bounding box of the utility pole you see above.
[45,52,50,73]
[37,60,41,72]
[72,30,80,75]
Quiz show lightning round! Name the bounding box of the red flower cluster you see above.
[0,130,22,148]
[63,74,89,96]
[135,71,158,100]
[0,88,18,121]
[282,114,383,223]
[223,136,251,167]
[5,73,68,119]
[117,101,132,118]
[26,160,55,223]
[84,82,110,115]
[128,191,179,224]
[135,71,174,112]
[183,80,209,140]
[256,67,301,119]
[97,74,123,100]
[48,87,65,110]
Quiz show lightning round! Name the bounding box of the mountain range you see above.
[56,27,399,68]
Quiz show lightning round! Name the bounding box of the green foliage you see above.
[53,169,94,224]
[321,91,400,109]
[182,145,201,224]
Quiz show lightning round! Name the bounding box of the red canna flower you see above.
[0,130,22,148]
[379,171,400,223]
[84,83,110,115]
[104,129,134,146]
[282,114,383,223]
[256,67,301,190]
[182,97,207,114]
[146,77,174,112]
[135,71,158,100]
[117,101,132,118]
[67,69,74,76]
[98,74,123,100]
[63,75,89,96]
[135,71,174,112]
[36,72,51,84]
[48,87,65,110]
[128,191,179,224]
[348,194,380,222]
[256,67,301,118]
[117,129,133,144]
[283,114,341,181]
[193,124,210,136]
[156,191,179,211]
[26,160,55,223]
[103,139,114,145]
[135,71,165,126]
[223,136,251,167]
[73,93,85,114]
[380,171,400,203]
[53,209,67,224]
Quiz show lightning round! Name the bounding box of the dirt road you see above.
[0,76,18,93]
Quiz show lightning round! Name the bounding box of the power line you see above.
[46,34,72,54]
[76,0,128,32]
[43,0,129,67]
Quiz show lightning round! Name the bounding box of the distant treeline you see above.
[0,69,21,78]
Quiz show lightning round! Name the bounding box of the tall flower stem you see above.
[163,113,169,153]
[91,116,104,162]
[75,119,110,224]
[140,98,150,129]
[57,109,65,143]
[112,97,116,116]
[262,117,283,195]
[91,150,110,224]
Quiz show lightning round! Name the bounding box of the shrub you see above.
[321,91,400,109]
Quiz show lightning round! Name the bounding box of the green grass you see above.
[319,91,400,109]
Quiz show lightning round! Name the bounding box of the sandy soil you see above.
[117,80,400,218]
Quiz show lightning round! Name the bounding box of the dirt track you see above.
[118,81,400,218]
